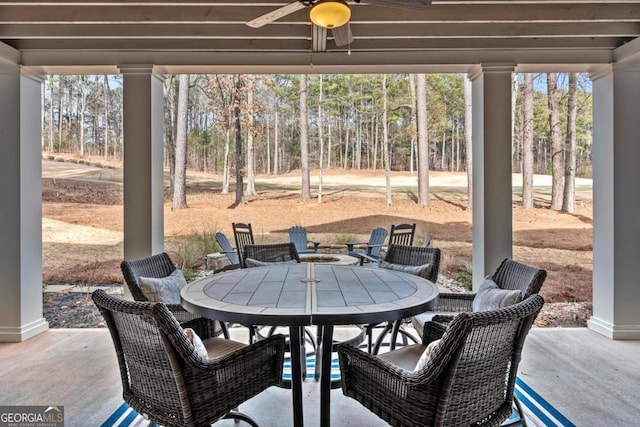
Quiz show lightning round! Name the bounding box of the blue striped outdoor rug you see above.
[102,359,574,427]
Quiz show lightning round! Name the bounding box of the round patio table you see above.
[181,263,439,427]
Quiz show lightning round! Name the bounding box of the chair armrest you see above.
[421,320,447,345]
[345,242,366,252]
[338,342,442,407]
[179,316,224,340]
[433,292,475,312]
[186,334,286,402]
[309,241,321,250]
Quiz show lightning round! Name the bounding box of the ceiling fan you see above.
[247,1,433,49]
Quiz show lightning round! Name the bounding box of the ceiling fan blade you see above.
[356,0,432,10]
[313,25,328,52]
[247,2,307,28]
[332,24,353,47]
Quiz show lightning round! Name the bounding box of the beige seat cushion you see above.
[184,327,247,360]
[378,344,426,371]
[411,312,457,338]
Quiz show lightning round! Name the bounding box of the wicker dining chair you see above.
[242,242,301,266]
[92,289,285,427]
[232,222,255,268]
[369,244,441,354]
[120,252,228,339]
[338,294,545,427]
[411,258,547,339]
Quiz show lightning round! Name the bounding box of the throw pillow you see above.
[379,260,432,280]
[138,269,187,305]
[183,327,208,359]
[471,276,523,312]
[414,339,441,372]
[245,258,298,268]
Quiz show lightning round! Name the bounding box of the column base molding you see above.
[0,318,49,342]
[588,316,640,340]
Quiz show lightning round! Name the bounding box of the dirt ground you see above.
[41,157,594,328]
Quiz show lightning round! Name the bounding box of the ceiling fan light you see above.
[310,1,351,29]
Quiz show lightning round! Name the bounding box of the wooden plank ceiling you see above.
[1,0,639,71]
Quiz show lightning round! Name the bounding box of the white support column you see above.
[0,63,48,342]
[120,65,165,265]
[589,62,640,339]
[470,64,514,289]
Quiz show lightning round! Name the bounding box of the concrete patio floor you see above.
[0,326,638,426]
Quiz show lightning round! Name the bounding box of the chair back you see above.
[232,222,255,268]
[92,289,198,426]
[434,294,544,426]
[389,223,416,247]
[367,227,388,258]
[215,232,240,266]
[383,244,441,282]
[120,252,176,302]
[492,258,547,298]
[242,242,300,267]
[288,225,315,254]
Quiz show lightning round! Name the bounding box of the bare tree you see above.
[300,74,311,200]
[464,74,473,209]
[172,74,189,210]
[522,73,535,209]
[317,75,325,204]
[233,74,244,205]
[563,73,578,213]
[416,73,429,207]
[103,75,111,160]
[547,73,564,210]
[382,74,392,206]
[246,77,257,196]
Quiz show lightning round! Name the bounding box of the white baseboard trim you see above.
[0,318,49,342]
[588,316,640,340]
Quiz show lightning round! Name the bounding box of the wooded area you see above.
[42,72,593,211]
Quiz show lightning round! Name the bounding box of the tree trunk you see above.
[103,75,111,160]
[300,74,311,200]
[409,74,417,174]
[274,110,279,174]
[234,75,244,205]
[562,73,578,213]
[547,73,564,210]
[221,126,230,194]
[266,111,271,174]
[318,75,324,204]
[382,74,392,206]
[464,74,473,209]
[48,78,54,152]
[522,73,535,209]
[246,77,256,196]
[172,74,189,210]
[416,74,429,207]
